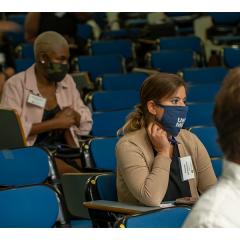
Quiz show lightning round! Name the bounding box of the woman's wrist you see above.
[156,150,170,158]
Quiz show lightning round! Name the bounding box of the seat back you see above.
[164,13,199,35]
[0,108,27,149]
[71,71,94,96]
[101,28,141,40]
[86,174,117,202]
[96,174,117,200]
[76,24,93,40]
[91,39,133,60]
[224,47,240,68]
[209,12,240,25]
[8,14,26,25]
[0,147,49,187]
[61,173,101,219]
[19,43,34,59]
[187,83,220,103]
[0,108,87,227]
[159,36,202,54]
[119,207,191,228]
[0,185,59,228]
[6,31,25,48]
[211,158,223,178]
[184,102,214,128]
[5,14,26,47]
[101,72,147,91]
[15,58,34,72]
[189,126,223,158]
[150,50,195,73]
[78,55,125,82]
[90,90,139,112]
[183,67,227,84]
[89,137,118,171]
[91,109,132,137]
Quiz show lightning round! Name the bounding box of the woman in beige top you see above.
[116,73,217,207]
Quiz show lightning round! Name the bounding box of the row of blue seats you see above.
[15,40,199,77]
[91,102,215,137]
[14,52,228,82]
[88,66,225,92]
[86,84,220,112]
[0,125,223,227]
[0,147,92,228]
[18,36,203,60]
[82,126,223,172]
[0,143,190,228]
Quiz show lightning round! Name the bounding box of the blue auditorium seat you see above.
[0,185,59,228]
[76,24,93,40]
[78,54,125,82]
[211,158,223,178]
[101,28,141,40]
[183,67,227,84]
[150,50,195,73]
[184,102,214,128]
[88,90,139,112]
[224,47,240,68]
[8,14,26,25]
[89,137,118,172]
[0,147,49,187]
[101,72,147,91]
[187,83,220,103]
[189,126,223,158]
[20,43,34,59]
[159,36,202,54]
[15,58,34,72]
[86,174,117,202]
[117,207,191,228]
[91,39,134,60]
[91,109,132,137]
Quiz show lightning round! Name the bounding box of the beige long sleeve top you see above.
[116,128,217,207]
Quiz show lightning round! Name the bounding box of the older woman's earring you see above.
[41,60,45,64]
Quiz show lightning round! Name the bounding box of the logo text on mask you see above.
[176,117,186,128]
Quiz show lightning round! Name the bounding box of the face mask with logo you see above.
[155,102,188,137]
[46,62,69,83]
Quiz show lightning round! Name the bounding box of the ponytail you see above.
[118,104,145,136]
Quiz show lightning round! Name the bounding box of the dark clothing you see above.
[162,141,191,201]
[38,13,78,39]
[35,105,66,146]
[37,13,88,64]
[153,137,191,202]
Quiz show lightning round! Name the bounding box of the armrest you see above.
[61,173,106,218]
[132,67,160,75]
[137,38,158,45]
[83,200,166,215]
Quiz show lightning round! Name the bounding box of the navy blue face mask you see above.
[155,102,188,137]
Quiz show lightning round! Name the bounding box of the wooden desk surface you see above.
[84,200,174,215]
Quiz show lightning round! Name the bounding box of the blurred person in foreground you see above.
[184,67,240,227]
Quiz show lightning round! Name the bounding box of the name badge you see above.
[179,156,195,181]
[27,93,46,108]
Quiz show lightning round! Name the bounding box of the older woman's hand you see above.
[54,107,81,129]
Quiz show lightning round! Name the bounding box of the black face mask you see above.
[46,62,69,83]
